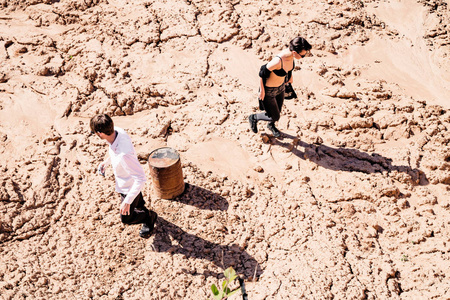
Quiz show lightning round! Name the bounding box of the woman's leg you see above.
[249,85,282,134]
[275,86,285,114]
[266,85,285,137]
[255,87,280,122]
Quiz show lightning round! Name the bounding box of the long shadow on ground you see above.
[152,217,262,279]
[173,183,229,211]
[273,133,427,184]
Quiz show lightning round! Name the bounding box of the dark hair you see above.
[90,114,114,135]
[289,37,312,53]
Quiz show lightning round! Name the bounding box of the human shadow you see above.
[172,183,229,211]
[270,133,427,185]
[152,217,263,279]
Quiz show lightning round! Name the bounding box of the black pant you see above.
[255,83,285,122]
[120,192,150,225]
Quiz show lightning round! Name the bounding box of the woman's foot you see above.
[267,123,281,138]
[248,114,258,133]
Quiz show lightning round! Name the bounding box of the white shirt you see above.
[103,127,147,204]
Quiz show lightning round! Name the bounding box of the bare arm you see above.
[259,57,282,99]
[259,77,265,100]
[266,57,282,71]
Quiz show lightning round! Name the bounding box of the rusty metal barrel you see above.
[148,147,185,199]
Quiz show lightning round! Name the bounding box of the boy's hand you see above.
[97,162,106,176]
[120,202,131,215]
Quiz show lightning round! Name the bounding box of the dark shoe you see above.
[139,211,157,238]
[267,123,281,138]
[248,114,258,133]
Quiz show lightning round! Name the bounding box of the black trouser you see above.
[255,83,285,123]
[120,192,150,225]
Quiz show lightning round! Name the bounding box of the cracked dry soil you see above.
[0,0,450,299]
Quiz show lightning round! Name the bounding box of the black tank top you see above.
[272,56,295,77]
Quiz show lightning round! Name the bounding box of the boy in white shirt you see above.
[90,114,157,238]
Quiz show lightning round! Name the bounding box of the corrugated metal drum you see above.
[148,147,185,199]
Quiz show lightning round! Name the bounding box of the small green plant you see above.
[401,254,409,262]
[211,267,240,300]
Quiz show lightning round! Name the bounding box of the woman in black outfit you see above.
[249,37,311,137]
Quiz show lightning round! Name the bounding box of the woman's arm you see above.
[267,56,282,71]
[258,57,282,99]
[259,77,265,100]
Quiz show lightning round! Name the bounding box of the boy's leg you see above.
[120,192,150,225]
[120,193,157,238]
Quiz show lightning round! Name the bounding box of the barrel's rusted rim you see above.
[148,147,180,168]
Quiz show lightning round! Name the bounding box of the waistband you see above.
[265,83,285,90]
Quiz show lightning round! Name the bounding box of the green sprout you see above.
[211,267,240,300]
[401,254,409,262]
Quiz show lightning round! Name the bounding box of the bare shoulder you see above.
[277,49,291,59]
[267,56,282,70]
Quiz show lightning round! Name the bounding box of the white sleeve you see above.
[103,156,111,166]
[121,153,147,205]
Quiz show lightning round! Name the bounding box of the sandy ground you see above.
[0,0,449,299]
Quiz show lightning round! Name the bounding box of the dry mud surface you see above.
[1,0,450,299]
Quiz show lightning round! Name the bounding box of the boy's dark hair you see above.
[289,37,312,53]
[90,114,114,135]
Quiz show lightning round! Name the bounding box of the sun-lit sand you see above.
[1,0,449,299]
